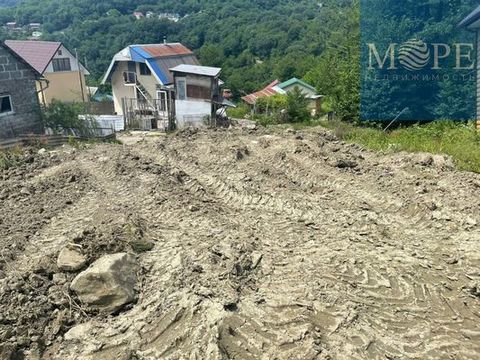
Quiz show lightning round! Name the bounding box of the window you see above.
[0,95,13,116]
[187,85,210,100]
[139,63,151,76]
[57,50,62,56]
[52,58,71,72]
[177,78,186,100]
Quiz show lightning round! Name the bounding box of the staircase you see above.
[135,82,156,111]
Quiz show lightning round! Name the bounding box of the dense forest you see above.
[0,0,477,121]
[0,0,359,116]
[0,0,19,7]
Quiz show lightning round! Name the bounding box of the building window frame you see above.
[176,78,187,100]
[52,58,72,72]
[0,94,14,117]
[139,63,151,76]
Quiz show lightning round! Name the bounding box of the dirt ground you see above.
[0,125,479,360]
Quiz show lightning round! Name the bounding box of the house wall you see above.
[38,71,88,105]
[44,45,85,73]
[175,101,212,128]
[281,83,317,97]
[110,61,161,115]
[174,73,214,128]
[39,45,89,105]
[136,62,160,99]
[0,45,42,139]
[111,62,137,115]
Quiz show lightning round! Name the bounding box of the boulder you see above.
[57,245,87,272]
[70,253,137,313]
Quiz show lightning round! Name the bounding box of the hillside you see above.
[0,0,356,97]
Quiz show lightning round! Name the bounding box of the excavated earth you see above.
[0,126,479,360]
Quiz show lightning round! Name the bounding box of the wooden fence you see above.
[0,132,116,151]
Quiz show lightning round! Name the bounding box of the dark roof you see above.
[459,5,480,28]
[1,41,43,78]
[4,40,61,74]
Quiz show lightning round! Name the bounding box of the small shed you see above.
[170,64,222,128]
[460,5,480,125]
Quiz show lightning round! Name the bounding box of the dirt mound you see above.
[0,127,479,359]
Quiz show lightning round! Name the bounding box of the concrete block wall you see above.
[0,45,42,139]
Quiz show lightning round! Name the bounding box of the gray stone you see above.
[64,322,93,342]
[70,253,138,313]
[57,245,87,272]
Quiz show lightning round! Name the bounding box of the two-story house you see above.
[102,42,200,129]
[5,40,90,105]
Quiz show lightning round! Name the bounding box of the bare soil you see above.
[1,126,479,359]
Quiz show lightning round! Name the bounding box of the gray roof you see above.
[459,5,480,28]
[170,64,221,77]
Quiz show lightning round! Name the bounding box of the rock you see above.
[57,245,87,272]
[334,159,358,169]
[416,154,434,166]
[432,155,455,169]
[64,322,93,342]
[70,253,138,313]
[37,148,46,155]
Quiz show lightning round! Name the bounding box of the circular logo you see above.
[398,39,430,71]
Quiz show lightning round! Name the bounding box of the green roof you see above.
[277,78,317,92]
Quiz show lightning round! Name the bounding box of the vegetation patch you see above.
[322,120,480,173]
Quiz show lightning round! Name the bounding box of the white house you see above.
[103,43,229,130]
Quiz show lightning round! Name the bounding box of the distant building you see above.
[158,13,180,22]
[146,11,155,19]
[30,31,43,39]
[28,23,41,30]
[102,43,230,130]
[5,40,90,105]
[170,64,223,128]
[460,5,480,125]
[0,42,43,139]
[5,22,16,29]
[242,78,323,116]
[133,12,144,20]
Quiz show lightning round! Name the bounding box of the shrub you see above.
[42,100,96,137]
[285,87,310,123]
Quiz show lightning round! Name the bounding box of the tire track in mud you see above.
[143,130,480,359]
[2,129,479,359]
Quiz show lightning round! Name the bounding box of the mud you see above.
[0,126,479,359]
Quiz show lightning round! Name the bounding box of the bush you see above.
[42,100,96,137]
[227,103,251,119]
[285,87,310,123]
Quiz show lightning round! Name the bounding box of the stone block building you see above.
[0,42,43,139]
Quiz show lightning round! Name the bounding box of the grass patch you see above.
[321,120,480,173]
[0,147,26,170]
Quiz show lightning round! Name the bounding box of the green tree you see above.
[286,87,310,123]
